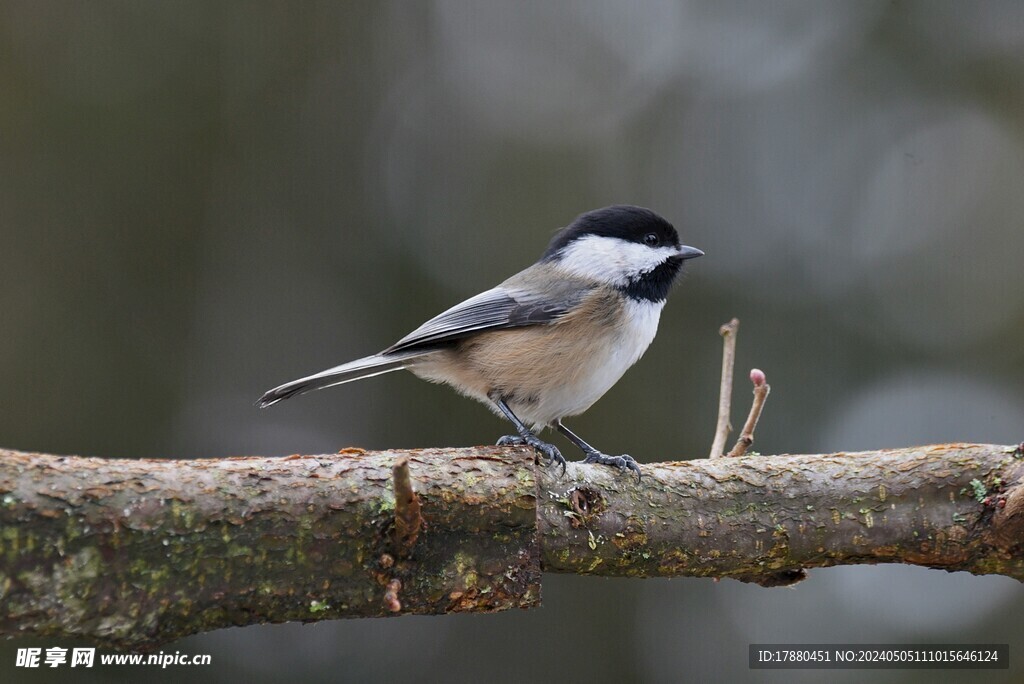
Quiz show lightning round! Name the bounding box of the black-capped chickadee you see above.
[258,205,703,478]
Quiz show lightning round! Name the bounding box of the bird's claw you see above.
[498,434,565,475]
[581,451,642,482]
[500,433,640,480]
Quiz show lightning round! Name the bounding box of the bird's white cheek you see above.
[556,235,675,284]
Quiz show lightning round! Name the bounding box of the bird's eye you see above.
[643,233,659,246]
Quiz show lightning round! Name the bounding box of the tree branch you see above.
[2,443,1023,647]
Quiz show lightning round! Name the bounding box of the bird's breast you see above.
[409,292,665,429]
[475,294,663,424]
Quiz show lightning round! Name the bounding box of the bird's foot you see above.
[581,451,642,482]
[497,434,566,475]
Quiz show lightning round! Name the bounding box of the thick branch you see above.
[0,447,541,646]
[542,444,1024,585]
[2,443,1023,647]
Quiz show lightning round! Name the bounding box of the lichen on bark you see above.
[0,448,541,647]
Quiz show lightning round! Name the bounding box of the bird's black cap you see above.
[541,205,680,260]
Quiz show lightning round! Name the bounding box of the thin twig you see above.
[726,369,770,457]
[709,318,739,458]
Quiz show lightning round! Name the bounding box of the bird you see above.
[258,205,703,478]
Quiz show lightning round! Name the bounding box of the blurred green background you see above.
[2,2,1024,682]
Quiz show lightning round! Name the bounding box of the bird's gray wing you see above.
[258,274,594,407]
[383,283,587,354]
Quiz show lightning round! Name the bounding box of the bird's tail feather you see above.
[257,350,429,408]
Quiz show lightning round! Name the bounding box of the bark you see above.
[540,443,1024,586]
[0,447,541,647]
[1,443,1023,647]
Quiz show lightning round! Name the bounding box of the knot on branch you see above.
[392,457,422,554]
[992,479,1024,551]
[383,579,402,613]
[740,568,808,588]
[566,485,605,529]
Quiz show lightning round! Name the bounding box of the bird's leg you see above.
[556,420,642,482]
[491,396,566,475]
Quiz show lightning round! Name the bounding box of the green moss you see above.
[226,543,252,558]
[1,526,20,561]
[720,502,759,518]
[969,479,988,503]
[70,546,102,581]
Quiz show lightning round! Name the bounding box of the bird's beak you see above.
[677,245,704,260]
